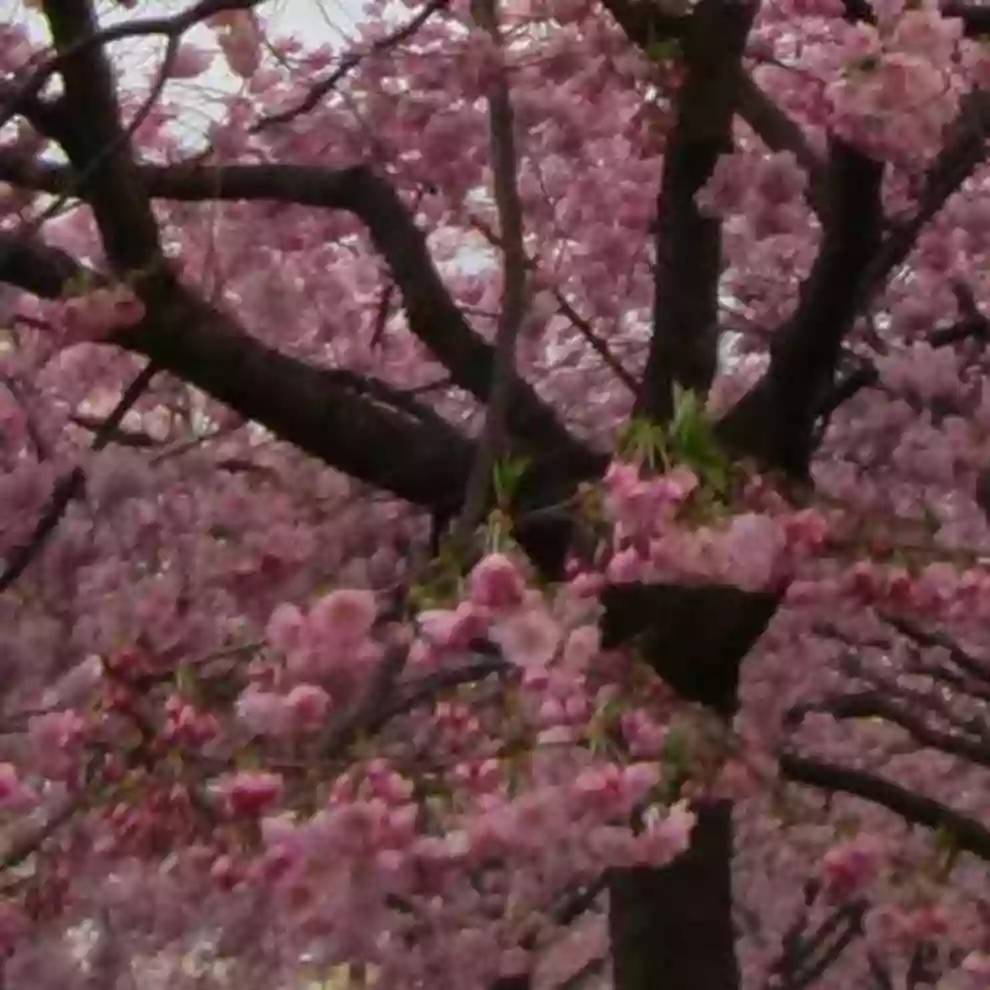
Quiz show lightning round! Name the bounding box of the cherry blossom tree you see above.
[5,1,990,989]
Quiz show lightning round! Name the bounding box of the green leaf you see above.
[668,387,731,492]
[492,456,530,505]
[176,664,197,695]
[646,38,681,63]
[616,416,668,468]
[934,824,958,855]
[661,725,690,771]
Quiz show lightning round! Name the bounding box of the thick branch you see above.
[0,154,593,472]
[864,90,990,296]
[600,0,824,213]
[600,581,782,717]
[0,233,595,573]
[123,296,480,512]
[735,73,826,217]
[608,800,739,990]
[0,233,476,512]
[717,139,884,477]
[41,0,163,274]
[734,91,990,471]
[596,0,686,53]
[605,2,988,479]
[788,690,990,770]
[780,751,990,862]
[635,0,757,423]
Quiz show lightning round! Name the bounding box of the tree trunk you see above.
[601,583,779,990]
[608,800,737,990]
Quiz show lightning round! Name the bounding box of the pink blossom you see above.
[659,466,700,502]
[308,588,377,647]
[961,951,990,979]
[236,689,291,737]
[266,602,306,653]
[621,762,662,806]
[169,44,213,80]
[621,710,667,758]
[56,286,146,344]
[890,9,963,62]
[210,853,242,889]
[568,571,605,597]
[490,609,560,668]
[467,553,526,609]
[606,547,643,583]
[0,764,34,810]
[215,12,262,78]
[417,602,488,648]
[721,512,787,590]
[635,801,696,866]
[284,683,331,728]
[0,903,26,954]
[164,696,219,746]
[784,508,831,554]
[603,459,641,497]
[822,835,884,902]
[5,4,990,983]
[222,771,284,818]
[28,710,87,778]
[562,624,600,669]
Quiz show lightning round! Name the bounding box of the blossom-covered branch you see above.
[718,139,885,476]
[763,884,867,990]
[779,751,990,862]
[0,155,594,473]
[0,231,481,517]
[254,0,450,131]
[816,294,990,435]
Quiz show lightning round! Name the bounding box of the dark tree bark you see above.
[608,801,737,990]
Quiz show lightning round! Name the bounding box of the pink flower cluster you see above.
[844,559,990,620]
[822,833,885,902]
[697,150,809,238]
[8,0,990,984]
[210,10,263,79]
[599,459,830,590]
[823,4,965,163]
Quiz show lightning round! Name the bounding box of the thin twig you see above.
[1,0,264,134]
[254,0,451,132]
[0,361,159,593]
[451,0,529,545]
[468,213,636,392]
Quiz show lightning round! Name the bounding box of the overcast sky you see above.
[18,0,370,56]
[14,0,388,150]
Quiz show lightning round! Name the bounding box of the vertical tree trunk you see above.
[608,800,737,990]
[602,583,780,990]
